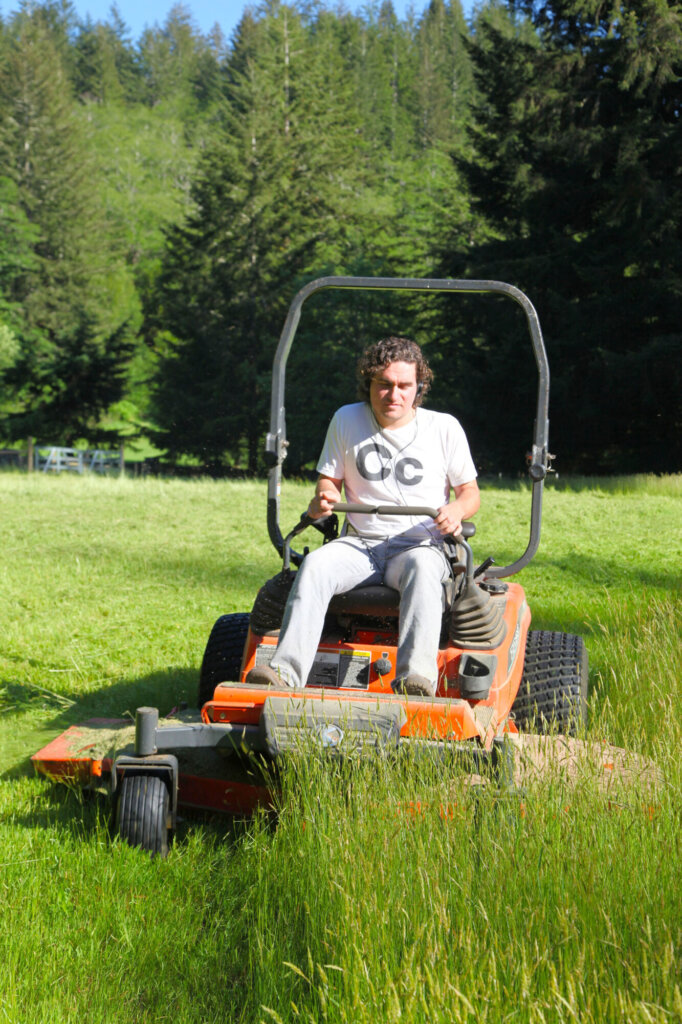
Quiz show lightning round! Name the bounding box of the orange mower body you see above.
[211,579,531,749]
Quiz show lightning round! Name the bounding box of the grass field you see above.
[0,473,680,1023]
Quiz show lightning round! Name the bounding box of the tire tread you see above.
[116,774,170,856]
[197,612,250,707]
[513,630,588,734]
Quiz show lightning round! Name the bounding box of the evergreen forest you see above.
[0,0,679,475]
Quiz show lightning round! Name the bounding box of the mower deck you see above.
[31,714,272,815]
[32,657,522,818]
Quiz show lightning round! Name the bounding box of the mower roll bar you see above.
[265,276,551,579]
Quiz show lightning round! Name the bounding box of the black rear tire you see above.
[197,612,250,708]
[115,774,171,856]
[513,630,588,735]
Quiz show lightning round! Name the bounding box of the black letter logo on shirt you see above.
[356,442,391,480]
[395,456,423,486]
[356,443,424,486]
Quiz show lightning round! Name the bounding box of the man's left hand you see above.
[434,481,481,536]
[434,503,464,536]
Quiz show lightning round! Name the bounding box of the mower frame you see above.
[264,276,551,578]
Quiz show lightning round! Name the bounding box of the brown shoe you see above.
[393,674,437,697]
[245,664,291,687]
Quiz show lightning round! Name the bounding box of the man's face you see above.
[369,360,418,429]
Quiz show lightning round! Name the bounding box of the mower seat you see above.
[327,579,455,619]
[328,584,400,617]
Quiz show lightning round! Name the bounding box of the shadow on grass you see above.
[1,666,266,850]
[1,671,264,856]
[6,774,248,851]
[0,666,197,780]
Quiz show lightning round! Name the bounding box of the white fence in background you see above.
[35,446,122,474]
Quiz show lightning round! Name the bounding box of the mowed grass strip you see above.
[0,473,680,1023]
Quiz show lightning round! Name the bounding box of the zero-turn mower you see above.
[33,276,588,856]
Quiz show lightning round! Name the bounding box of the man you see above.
[247,336,480,696]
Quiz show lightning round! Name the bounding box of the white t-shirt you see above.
[316,402,477,541]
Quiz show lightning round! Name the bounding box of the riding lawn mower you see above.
[32,277,588,856]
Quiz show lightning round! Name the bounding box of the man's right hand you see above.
[307,476,342,519]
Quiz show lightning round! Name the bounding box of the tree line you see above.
[0,0,679,475]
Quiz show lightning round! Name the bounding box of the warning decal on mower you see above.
[307,649,372,689]
[254,644,372,689]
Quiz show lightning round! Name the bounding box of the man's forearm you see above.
[308,475,343,519]
[451,480,480,521]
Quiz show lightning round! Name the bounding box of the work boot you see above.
[245,664,292,687]
[393,674,437,697]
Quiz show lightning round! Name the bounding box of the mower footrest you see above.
[261,695,405,757]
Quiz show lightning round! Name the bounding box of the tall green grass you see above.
[0,474,679,1023]
[483,473,682,497]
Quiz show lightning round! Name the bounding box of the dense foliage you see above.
[0,0,679,472]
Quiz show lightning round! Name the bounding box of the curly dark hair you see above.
[356,336,433,406]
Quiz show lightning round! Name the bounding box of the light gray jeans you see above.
[270,533,451,688]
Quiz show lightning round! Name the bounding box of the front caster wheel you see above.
[115,774,171,856]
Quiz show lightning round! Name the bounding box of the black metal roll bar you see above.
[264,276,551,579]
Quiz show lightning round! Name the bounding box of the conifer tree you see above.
[72,7,141,103]
[150,2,364,472]
[138,4,219,113]
[439,0,682,472]
[412,0,472,152]
[0,10,134,441]
[343,0,417,160]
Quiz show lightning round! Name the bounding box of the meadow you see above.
[0,472,680,1023]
